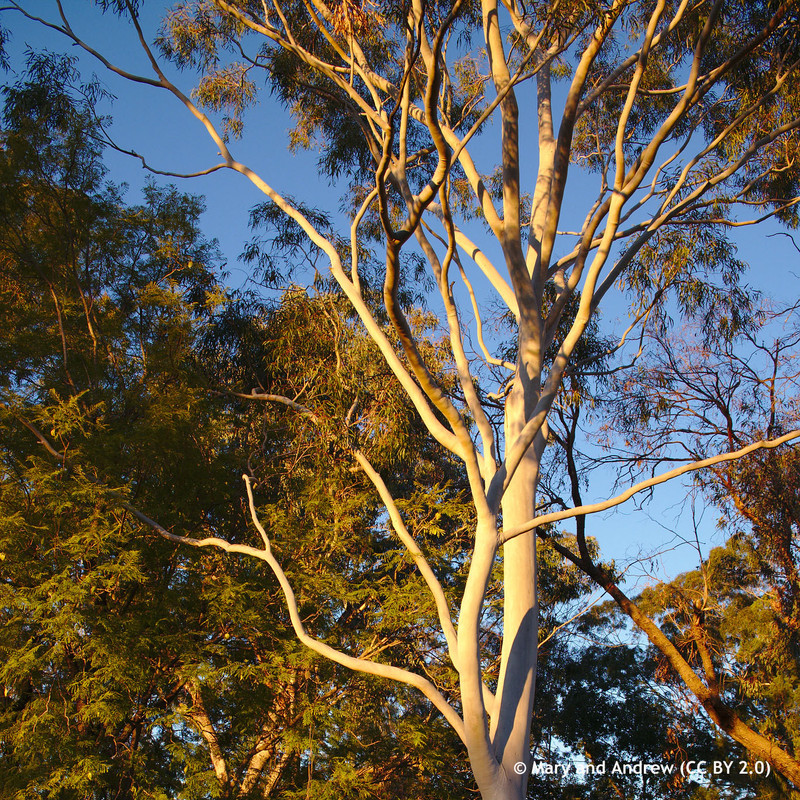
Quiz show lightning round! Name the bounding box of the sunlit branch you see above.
[607,0,721,211]
[444,35,546,165]
[350,186,379,292]
[501,431,800,543]
[125,484,467,742]
[536,511,800,785]
[455,255,516,373]
[384,209,482,480]
[435,123,502,237]
[388,176,492,503]
[668,201,800,228]
[450,228,518,316]
[454,518,502,784]
[352,450,461,650]
[11,413,65,462]
[393,0,471,241]
[13,405,472,732]
[613,0,667,192]
[592,106,800,310]
[233,389,489,703]
[213,0,389,131]
[297,0,365,85]
[529,61,557,274]
[576,0,692,114]
[209,157,462,457]
[547,186,606,305]
[352,450,495,710]
[436,187,498,484]
[538,0,627,275]
[659,64,796,215]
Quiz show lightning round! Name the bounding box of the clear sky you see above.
[4,2,344,287]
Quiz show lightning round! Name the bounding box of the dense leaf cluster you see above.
[0,64,473,799]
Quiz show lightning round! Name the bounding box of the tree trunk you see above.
[488,382,544,799]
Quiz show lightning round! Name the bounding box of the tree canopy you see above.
[3,2,800,799]
[0,64,477,798]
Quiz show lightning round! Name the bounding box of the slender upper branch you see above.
[501,431,800,543]
[127,482,468,742]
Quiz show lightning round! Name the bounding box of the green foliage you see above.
[0,62,476,799]
[158,0,484,189]
[636,528,800,800]
[631,442,800,799]
[0,58,231,800]
[6,1,800,796]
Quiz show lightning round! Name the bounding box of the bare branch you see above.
[127,481,468,742]
[502,432,800,543]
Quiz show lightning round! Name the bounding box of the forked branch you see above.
[126,482,467,742]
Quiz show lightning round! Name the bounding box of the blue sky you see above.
[4,2,341,284]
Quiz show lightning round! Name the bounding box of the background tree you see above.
[597,304,800,799]
[0,62,478,799]
[4,2,800,799]
[0,56,235,797]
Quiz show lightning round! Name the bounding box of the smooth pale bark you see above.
[492,493,538,796]
[489,389,540,798]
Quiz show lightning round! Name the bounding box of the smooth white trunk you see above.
[487,382,543,800]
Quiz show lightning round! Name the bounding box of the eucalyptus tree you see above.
[5,2,800,798]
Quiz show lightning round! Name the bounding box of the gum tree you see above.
[5,1,800,798]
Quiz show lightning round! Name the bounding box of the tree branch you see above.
[502,431,800,543]
[128,480,468,743]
